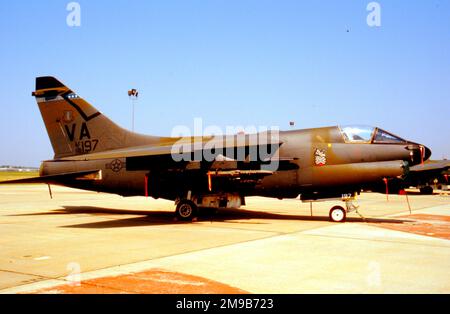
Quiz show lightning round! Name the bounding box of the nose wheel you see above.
[329,206,346,223]
[329,198,364,223]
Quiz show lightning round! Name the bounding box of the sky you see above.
[0,0,449,167]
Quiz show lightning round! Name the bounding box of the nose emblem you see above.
[314,149,327,166]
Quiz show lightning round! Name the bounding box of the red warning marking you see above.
[144,174,148,198]
[404,214,450,223]
[371,214,450,241]
[31,269,248,294]
[419,146,425,165]
[207,172,212,192]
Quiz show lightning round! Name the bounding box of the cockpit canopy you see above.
[339,125,407,144]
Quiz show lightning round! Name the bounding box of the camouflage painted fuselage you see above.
[39,127,427,201]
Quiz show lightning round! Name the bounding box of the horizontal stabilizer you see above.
[0,170,102,185]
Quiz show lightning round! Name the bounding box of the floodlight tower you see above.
[128,89,139,131]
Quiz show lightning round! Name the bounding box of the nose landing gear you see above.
[328,196,365,223]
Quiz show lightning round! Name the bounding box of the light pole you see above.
[128,89,139,132]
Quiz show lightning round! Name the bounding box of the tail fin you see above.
[33,76,155,159]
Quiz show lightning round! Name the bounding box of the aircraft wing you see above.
[0,170,102,185]
[409,160,450,173]
[60,134,282,162]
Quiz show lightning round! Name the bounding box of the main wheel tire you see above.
[175,200,198,221]
[329,206,346,223]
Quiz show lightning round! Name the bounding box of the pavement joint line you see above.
[189,223,307,234]
[299,227,450,249]
[0,267,135,294]
[43,279,145,294]
[58,218,291,234]
[207,226,315,234]
[386,204,450,218]
[0,268,64,290]
[0,268,51,281]
[0,266,137,294]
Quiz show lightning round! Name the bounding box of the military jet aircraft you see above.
[1,77,432,222]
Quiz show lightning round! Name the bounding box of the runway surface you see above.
[0,184,449,293]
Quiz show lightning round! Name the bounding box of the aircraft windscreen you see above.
[340,126,375,143]
[373,129,407,144]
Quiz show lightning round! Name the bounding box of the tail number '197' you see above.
[75,139,98,153]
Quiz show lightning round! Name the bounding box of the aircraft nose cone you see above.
[406,143,432,165]
[423,146,432,161]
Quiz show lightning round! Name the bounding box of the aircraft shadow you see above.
[403,191,438,196]
[9,206,412,229]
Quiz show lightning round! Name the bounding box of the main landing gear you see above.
[175,199,198,221]
[328,197,364,223]
[174,192,243,222]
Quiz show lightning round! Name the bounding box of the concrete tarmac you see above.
[0,184,449,293]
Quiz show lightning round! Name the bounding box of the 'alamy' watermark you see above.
[66,262,81,286]
[66,2,81,27]
[367,2,381,27]
[170,119,281,172]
